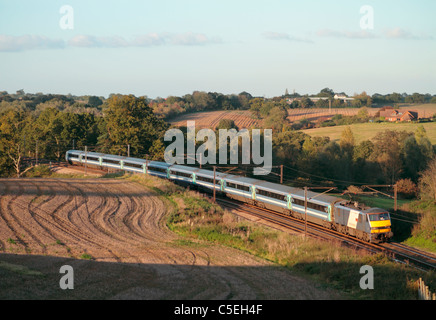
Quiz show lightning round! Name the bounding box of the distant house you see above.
[379,107,418,122]
[400,111,418,122]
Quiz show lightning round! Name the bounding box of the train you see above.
[66,150,393,243]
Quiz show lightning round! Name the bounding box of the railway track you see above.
[381,242,436,272]
[216,197,436,272]
[58,163,436,272]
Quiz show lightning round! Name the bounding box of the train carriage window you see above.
[85,156,99,162]
[103,159,121,165]
[308,202,327,212]
[148,166,168,174]
[197,175,219,185]
[170,170,192,178]
[226,182,249,192]
[124,162,144,169]
[293,198,305,207]
[256,189,286,201]
[69,154,79,159]
[226,182,236,189]
[237,184,250,192]
[292,198,327,212]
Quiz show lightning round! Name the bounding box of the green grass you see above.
[357,195,412,211]
[80,253,93,260]
[401,201,436,252]
[303,122,436,144]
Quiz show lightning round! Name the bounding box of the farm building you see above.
[379,107,418,122]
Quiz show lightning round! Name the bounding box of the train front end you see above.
[365,208,393,242]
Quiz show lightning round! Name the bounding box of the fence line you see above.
[418,278,436,300]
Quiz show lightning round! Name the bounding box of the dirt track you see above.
[0,178,341,299]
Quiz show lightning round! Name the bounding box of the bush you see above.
[418,158,436,201]
[396,178,418,199]
[23,165,51,178]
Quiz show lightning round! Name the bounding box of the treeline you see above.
[247,98,374,132]
[1,90,435,194]
[284,88,436,108]
[272,126,435,193]
[150,91,253,119]
[0,95,168,177]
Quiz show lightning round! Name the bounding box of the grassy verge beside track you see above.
[121,173,435,300]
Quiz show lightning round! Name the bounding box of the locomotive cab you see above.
[364,208,393,242]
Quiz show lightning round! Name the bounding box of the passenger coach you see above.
[65,150,393,243]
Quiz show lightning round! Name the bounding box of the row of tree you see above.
[2,89,435,121]
[0,95,168,177]
[150,91,253,119]
[271,125,434,189]
[284,88,436,106]
[1,91,435,196]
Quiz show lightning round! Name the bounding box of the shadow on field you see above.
[0,252,427,300]
[0,253,341,300]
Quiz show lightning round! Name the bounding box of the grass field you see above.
[302,121,436,144]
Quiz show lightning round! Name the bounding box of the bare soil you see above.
[0,178,341,300]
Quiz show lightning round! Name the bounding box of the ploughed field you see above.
[0,178,339,299]
[169,110,261,129]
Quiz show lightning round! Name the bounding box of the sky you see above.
[0,0,435,98]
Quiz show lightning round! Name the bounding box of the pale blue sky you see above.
[0,0,435,98]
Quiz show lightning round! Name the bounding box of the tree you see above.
[415,125,433,159]
[318,88,334,98]
[371,130,409,184]
[353,92,372,107]
[59,112,99,150]
[102,95,168,157]
[237,92,252,109]
[402,135,426,181]
[272,130,308,167]
[192,91,214,111]
[418,158,436,201]
[249,98,264,119]
[148,139,166,161]
[299,97,314,108]
[396,178,418,199]
[357,107,369,121]
[88,96,103,108]
[401,126,434,181]
[0,110,33,177]
[353,140,376,183]
[353,140,374,162]
[264,106,288,132]
[317,141,350,182]
[339,126,355,156]
[31,108,65,160]
[216,119,238,131]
